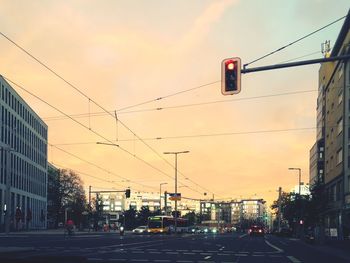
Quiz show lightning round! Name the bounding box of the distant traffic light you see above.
[125,189,131,198]
[221,57,241,95]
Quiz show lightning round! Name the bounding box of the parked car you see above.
[132,226,148,234]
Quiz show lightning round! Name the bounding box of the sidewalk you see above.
[0,229,132,236]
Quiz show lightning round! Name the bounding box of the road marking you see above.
[154,260,171,262]
[204,256,212,260]
[217,253,230,256]
[176,261,193,263]
[192,250,203,252]
[177,250,188,252]
[131,260,149,262]
[166,252,178,255]
[239,233,247,238]
[149,251,161,254]
[252,254,264,257]
[235,254,248,256]
[183,252,195,255]
[132,251,145,254]
[265,239,284,253]
[219,246,225,251]
[287,256,302,263]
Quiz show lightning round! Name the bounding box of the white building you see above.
[290,183,311,196]
[0,75,48,231]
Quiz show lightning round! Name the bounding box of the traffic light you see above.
[125,189,131,198]
[221,57,241,95]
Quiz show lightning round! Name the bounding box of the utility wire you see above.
[43,89,317,121]
[51,126,317,146]
[244,14,347,68]
[0,32,217,198]
[116,80,220,112]
[3,75,194,192]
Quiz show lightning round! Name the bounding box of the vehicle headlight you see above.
[212,229,217,233]
[204,229,208,233]
[148,230,151,232]
[160,229,163,232]
[192,229,195,232]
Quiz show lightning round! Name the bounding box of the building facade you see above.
[0,75,48,231]
[315,14,350,240]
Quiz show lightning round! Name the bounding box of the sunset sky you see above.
[1,0,349,206]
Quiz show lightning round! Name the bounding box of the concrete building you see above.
[290,183,311,196]
[316,13,350,239]
[241,199,266,223]
[0,75,48,231]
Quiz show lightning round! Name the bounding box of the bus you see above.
[147,216,189,234]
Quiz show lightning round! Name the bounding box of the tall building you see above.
[315,13,350,240]
[0,75,48,231]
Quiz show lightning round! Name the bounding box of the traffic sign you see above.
[169,193,181,201]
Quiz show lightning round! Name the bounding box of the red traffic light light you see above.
[221,57,241,95]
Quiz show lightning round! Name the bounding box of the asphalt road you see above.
[0,232,349,263]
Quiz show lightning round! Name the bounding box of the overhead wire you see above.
[42,89,317,121]
[2,75,195,192]
[51,126,317,147]
[244,14,348,68]
[0,32,218,198]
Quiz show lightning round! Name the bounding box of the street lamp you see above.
[160,183,168,213]
[163,150,189,233]
[288,168,302,195]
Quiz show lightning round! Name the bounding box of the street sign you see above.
[169,193,181,201]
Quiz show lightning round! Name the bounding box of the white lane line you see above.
[132,251,145,254]
[239,234,247,238]
[166,252,178,255]
[265,239,284,253]
[176,261,193,263]
[252,254,264,257]
[154,260,171,262]
[204,256,212,260]
[219,246,225,251]
[183,252,195,255]
[177,250,188,252]
[192,250,203,252]
[149,251,161,254]
[235,254,248,256]
[287,256,302,263]
[131,260,149,262]
[217,253,230,256]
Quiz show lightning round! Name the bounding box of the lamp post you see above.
[163,151,189,233]
[288,168,302,195]
[160,183,168,214]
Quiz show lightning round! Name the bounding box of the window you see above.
[337,149,343,165]
[338,63,344,79]
[337,118,343,135]
[338,90,343,105]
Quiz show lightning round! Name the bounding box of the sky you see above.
[0,0,349,206]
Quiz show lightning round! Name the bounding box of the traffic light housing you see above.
[125,189,131,198]
[221,57,241,95]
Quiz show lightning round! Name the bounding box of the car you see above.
[248,225,265,236]
[132,226,148,234]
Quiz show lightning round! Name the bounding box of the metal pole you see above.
[5,148,11,234]
[299,169,301,196]
[175,153,178,233]
[89,186,92,210]
[242,54,350,74]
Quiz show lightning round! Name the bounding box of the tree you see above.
[59,169,87,226]
[137,206,151,226]
[47,165,61,228]
[47,168,87,227]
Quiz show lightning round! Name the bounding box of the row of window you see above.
[0,81,47,138]
[1,106,47,168]
[0,190,46,227]
[0,151,47,198]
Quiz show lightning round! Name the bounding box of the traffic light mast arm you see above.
[241,54,350,74]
